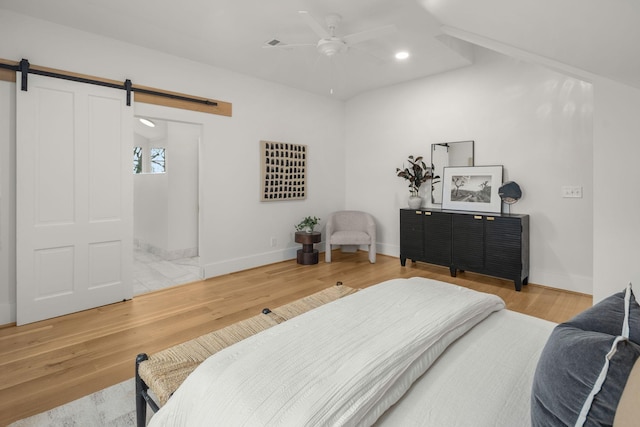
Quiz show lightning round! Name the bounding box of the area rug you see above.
[8,378,145,427]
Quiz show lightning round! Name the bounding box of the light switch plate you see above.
[562,186,583,198]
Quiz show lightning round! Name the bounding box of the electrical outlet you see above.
[270,237,277,247]
[562,186,583,198]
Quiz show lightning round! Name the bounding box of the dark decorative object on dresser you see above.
[400,208,529,291]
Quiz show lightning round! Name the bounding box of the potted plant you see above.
[430,161,441,204]
[295,216,320,233]
[396,155,433,209]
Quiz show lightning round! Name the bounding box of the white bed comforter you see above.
[375,309,556,427]
[148,277,505,427]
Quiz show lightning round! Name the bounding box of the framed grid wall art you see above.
[260,140,307,201]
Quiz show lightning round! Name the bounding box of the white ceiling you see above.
[420,0,640,90]
[134,117,167,141]
[1,0,638,99]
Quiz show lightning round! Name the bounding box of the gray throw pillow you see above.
[565,286,640,344]
[531,326,640,426]
[531,284,640,427]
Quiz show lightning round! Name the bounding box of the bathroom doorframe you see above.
[133,103,204,280]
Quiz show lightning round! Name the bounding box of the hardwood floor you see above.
[0,251,592,426]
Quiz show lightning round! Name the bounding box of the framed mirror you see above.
[431,140,474,204]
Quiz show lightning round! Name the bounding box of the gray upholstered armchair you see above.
[325,210,376,263]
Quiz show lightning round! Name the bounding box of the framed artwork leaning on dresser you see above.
[442,165,503,213]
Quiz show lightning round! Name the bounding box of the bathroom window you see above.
[134,147,166,174]
[133,146,143,174]
[150,148,166,173]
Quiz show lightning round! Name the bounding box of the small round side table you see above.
[294,231,321,265]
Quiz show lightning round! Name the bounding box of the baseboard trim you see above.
[134,239,197,261]
[203,247,299,278]
[0,302,15,326]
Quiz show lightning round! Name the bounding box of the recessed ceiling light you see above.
[139,118,155,128]
[395,51,410,60]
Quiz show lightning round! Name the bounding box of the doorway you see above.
[132,116,202,295]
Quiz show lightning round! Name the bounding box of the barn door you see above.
[16,74,133,325]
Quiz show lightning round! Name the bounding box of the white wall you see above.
[134,121,200,259]
[134,172,169,251]
[3,8,638,322]
[133,132,168,254]
[0,11,345,323]
[345,48,594,294]
[592,77,640,302]
[132,92,345,278]
[166,121,200,254]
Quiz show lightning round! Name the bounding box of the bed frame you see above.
[134,283,356,427]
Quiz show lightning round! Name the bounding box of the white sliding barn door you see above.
[16,74,133,325]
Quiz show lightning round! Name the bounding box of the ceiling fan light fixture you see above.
[395,51,410,60]
[317,38,347,56]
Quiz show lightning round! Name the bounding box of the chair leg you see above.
[325,244,332,262]
[369,245,376,264]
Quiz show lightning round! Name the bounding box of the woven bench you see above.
[135,283,357,427]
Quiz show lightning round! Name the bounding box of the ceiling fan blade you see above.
[343,24,397,45]
[299,10,330,39]
[263,43,315,49]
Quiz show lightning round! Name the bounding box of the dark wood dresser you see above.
[400,208,529,291]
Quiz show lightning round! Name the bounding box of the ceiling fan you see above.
[264,11,397,57]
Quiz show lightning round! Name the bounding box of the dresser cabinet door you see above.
[484,216,524,281]
[423,211,452,267]
[452,214,484,271]
[400,210,424,264]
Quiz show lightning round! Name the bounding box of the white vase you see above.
[408,196,422,209]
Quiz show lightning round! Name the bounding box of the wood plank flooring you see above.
[0,251,592,426]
